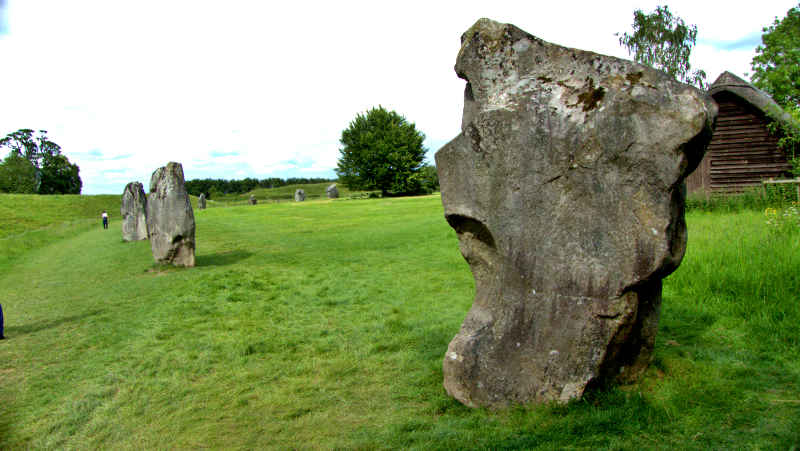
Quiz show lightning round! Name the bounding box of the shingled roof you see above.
[709,71,799,130]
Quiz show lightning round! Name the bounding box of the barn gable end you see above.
[686,72,795,193]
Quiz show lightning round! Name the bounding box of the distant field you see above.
[0,181,354,258]
[0,194,798,449]
[211,182,370,205]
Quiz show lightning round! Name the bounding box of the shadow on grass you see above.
[4,309,104,337]
[658,301,717,344]
[358,296,736,448]
[196,250,253,267]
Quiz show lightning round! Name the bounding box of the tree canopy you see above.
[0,129,82,194]
[617,5,707,88]
[751,3,800,109]
[0,153,38,194]
[38,153,82,194]
[336,106,428,196]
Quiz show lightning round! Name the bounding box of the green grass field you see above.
[1,193,798,449]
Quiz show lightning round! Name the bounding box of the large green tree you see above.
[617,5,707,88]
[336,106,427,196]
[751,3,800,108]
[0,153,38,193]
[0,129,82,194]
[39,153,82,194]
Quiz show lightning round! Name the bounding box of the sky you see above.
[0,0,796,194]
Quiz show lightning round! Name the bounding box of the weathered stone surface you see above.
[249,195,257,205]
[146,162,196,267]
[326,184,339,199]
[121,182,148,241]
[436,19,716,408]
[198,193,206,210]
[295,189,306,202]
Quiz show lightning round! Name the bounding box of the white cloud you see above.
[0,0,796,193]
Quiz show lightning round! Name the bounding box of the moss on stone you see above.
[577,78,606,111]
[626,71,644,85]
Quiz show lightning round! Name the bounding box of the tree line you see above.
[184,177,336,199]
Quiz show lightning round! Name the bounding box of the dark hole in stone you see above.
[446,214,496,248]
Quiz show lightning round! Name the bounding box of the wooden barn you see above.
[686,71,797,193]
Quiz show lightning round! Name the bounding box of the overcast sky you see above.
[0,0,796,194]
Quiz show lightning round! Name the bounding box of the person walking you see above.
[1,303,5,340]
[102,210,109,230]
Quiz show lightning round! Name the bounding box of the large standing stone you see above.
[198,193,206,210]
[294,189,306,202]
[121,182,148,241]
[436,19,716,408]
[326,184,339,199]
[249,195,257,205]
[146,162,196,267]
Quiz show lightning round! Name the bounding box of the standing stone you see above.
[326,184,339,199]
[198,193,206,210]
[436,19,716,408]
[146,162,196,267]
[294,189,306,202]
[249,195,257,205]
[121,182,148,241]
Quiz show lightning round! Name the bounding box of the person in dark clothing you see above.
[102,210,109,230]
[0,303,5,339]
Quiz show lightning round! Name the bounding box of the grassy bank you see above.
[0,194,121,267]
[0,195,798,449]
[0,193,120,239]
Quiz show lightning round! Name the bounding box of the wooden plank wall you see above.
[687,92,792,193]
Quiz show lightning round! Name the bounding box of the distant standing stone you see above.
[121,182,148,241]
[146,162,196,267]
[249,195,257,205]
[326,184,339,199]
[198,193,207,210]
[294,189,306,202]
[436,19,716,408]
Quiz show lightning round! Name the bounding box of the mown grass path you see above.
[1,195,798,449]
